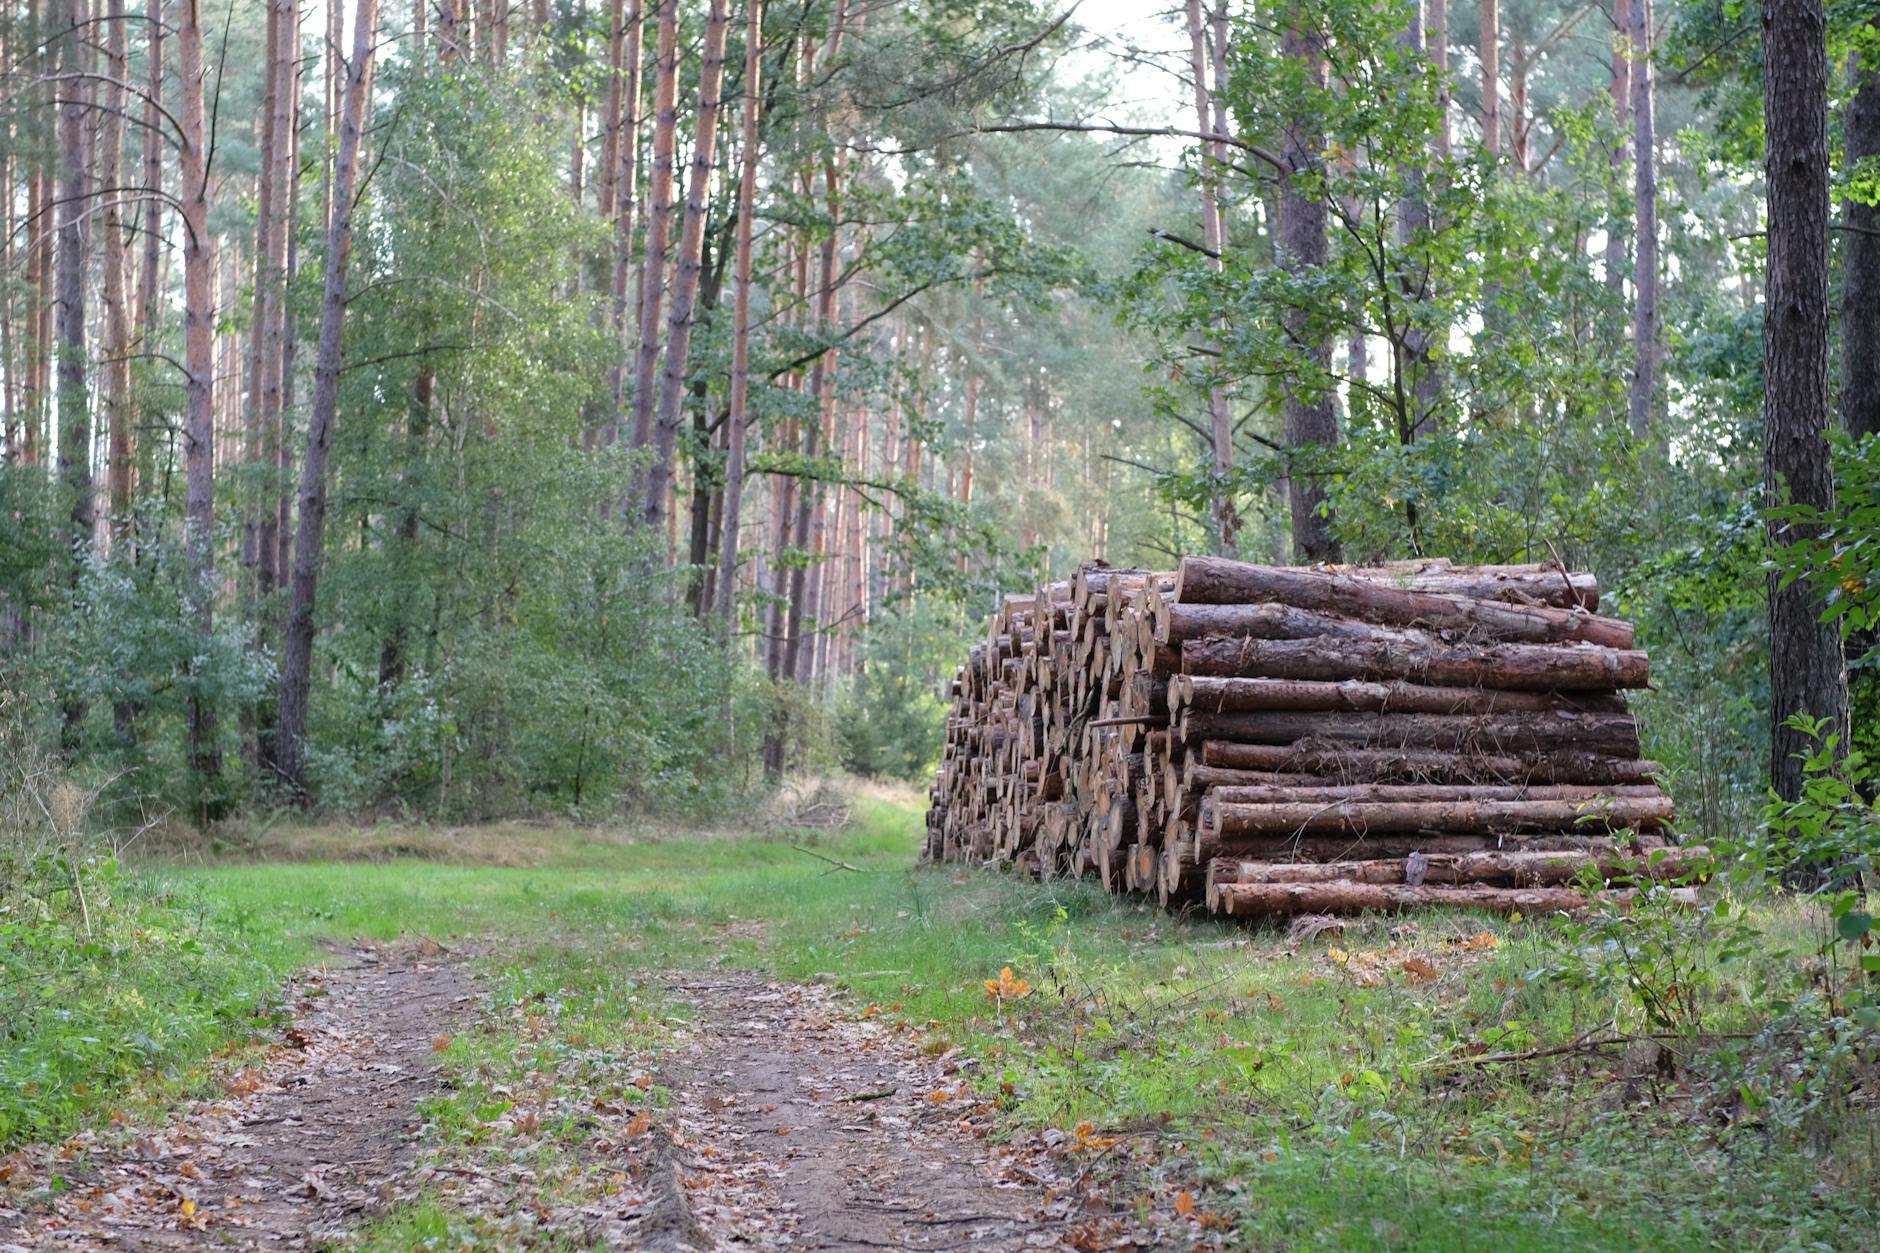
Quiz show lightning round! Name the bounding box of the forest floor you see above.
[2,786,1876,1250]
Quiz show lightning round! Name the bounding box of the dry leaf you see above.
[982,967,1032,1002]
[1401,955,1439,984]
[1174,1189,1195,1218]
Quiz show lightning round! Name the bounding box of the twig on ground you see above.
[791,845,863,873]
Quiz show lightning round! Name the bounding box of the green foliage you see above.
[835,601,967,780]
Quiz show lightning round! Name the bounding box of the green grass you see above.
[7,794,1877,1250]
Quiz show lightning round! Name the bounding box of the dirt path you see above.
[4,957,1153,1251]
[656,972,1089,1251]
[0,941,474,1251]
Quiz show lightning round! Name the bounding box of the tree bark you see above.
[1180,633,1648,690]
[1480,0,1500,154]
[645,0,730,530]
[102,0,133,543]
[277,0,379,799]
[1207,847,1705,895]
[609,0,645,418]
[627,0,679,453]
[1213,879,1596,917]
[1605,0,1631,294]
[1176,674,1624,716]
[1178,708,1643,756]
[718,0,764,626]
[1277,18,1340,561]
[1199,738,1664,784]
[1627,0,1658,436]
[1841,39,1880,438]
[1168,559,1634,647]
[1185,0,1237,555]
[55,0,92,569]
[1763,0,1849,807]
[177,0,222,799]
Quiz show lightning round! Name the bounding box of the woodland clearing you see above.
[2,790,1875,1251]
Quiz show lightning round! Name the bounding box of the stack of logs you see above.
[923,557,1702,919]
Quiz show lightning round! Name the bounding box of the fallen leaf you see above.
[1174,1189,1195,1218]
[1401,955,1439,984]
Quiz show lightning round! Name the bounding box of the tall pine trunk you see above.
[178,0,222,803]
[1605,0,1631,295]
[718,0,764,626]
[645,0,730,529]
[1627,0,1658,437]
[627,0,679,452]
[1184,0,1236,556]
[1278,18,1340,562]
[1762,0,1848,812]
[1841,40,1880,439]
[277,0,379,799]
[1480,0,1499,154]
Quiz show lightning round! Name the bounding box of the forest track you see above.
[654,971,1087,1251]
[0,940,474,1251]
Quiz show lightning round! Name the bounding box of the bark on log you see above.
[1202,795,1674,838]
[1180,633,1649,691]
[1205,846,1707,893]
[1191,831,1660,865]
[1176,675,1625,716]
[1178,710,1642,757]
[1169,559,1634,647]
[1212,879,1595,917]
[1197,739,1664,785]
[1204,782,1666,806]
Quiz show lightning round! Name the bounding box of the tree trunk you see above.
[1480,0,1500,154]
[1430,0,1449,156]
[1277,19,1340,561]
[1185,0,1237,555]
[102,0,133,543]
[1763,0,1849,809]
[645,0,730,530]
[136,0,162,342]
[718,0,764,626]
[178,0,222,801]
[627,0,679,453]
[1627,0,1658,436]
[609,0,645,418]
[277,0,379,800]
[1841,38,1880,439]
[55,0,92,569]
[1605,0,1631,294]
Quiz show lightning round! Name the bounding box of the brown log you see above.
[1205,846,1708,895]
[1212,879,1596,917]
[1169,559,1634,647]
[1178,710,1642,757]
[1340,562,1601,610]
[1202,795,1675,838]
[1176,675,1625,716]
[1180,633,1649,691]
[1192,831,1660,865]
[1204,782,1667,806]
[1197,739,1664,785]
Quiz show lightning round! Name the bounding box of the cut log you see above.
[1180,634,1649,691]
[1169,559,1635,648]
[1205,846,1708,896]
[1202,795,1675,838]
[1204,782,1667,806]
[1190,831,1663,865]
[1212,879,1596,917]
[1178,710,1643,757]
[1197,740,1665,786]
[1175,675,1626,716]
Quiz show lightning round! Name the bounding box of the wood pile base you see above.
[923,556,1698,919]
